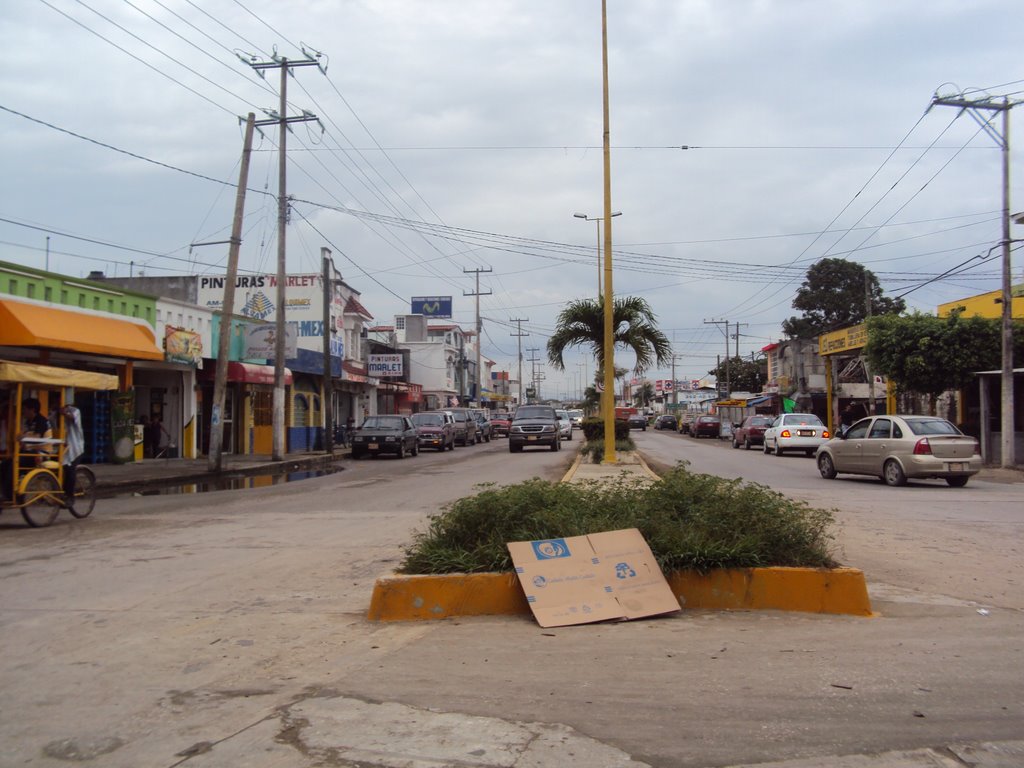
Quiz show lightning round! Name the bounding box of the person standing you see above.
[61,404,84,506]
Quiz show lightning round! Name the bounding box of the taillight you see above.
[822,430,830,439]
[780,429,792,438]
[913,438,932,455]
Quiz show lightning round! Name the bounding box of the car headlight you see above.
[385,436,396,442]
[542,426,554,433]
[510,426,523,433]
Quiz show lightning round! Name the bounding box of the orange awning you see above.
[0,298,164,361]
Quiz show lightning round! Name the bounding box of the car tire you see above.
[883,459,907,487]
[412,442,419,457]
[817,453,837,479]
[774,442,784,457]
[732,436,740,449]
[946,476,969,487]
[744,438,752,450]
[763,440,771,455]
[397,443,405,459]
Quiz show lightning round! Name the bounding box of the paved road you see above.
[1,435,1022,767]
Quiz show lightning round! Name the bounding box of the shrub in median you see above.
[400,464,838,575]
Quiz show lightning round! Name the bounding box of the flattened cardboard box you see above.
[508,528,680,627]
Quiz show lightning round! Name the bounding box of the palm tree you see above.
[547,295,672,374]
[633,381,655,409]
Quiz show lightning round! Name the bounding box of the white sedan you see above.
[762,413,831,457]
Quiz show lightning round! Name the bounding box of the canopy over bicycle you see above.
[1,359,119,526]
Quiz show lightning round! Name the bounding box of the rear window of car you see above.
[782,414,823,426]
[751,416,773,426]
[904,418,962,436]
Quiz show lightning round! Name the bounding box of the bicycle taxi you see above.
[1,359,118,527]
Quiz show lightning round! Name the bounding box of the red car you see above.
[732,414,775,450]
[490,414,511,438]
[692,415,721,438]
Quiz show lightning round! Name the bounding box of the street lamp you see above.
[574,211,621,297]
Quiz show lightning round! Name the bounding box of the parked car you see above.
[447,407,478,446]
[490,413,511,438]
[678,412,696,435]
[815,415,980,487]
[731,414,775,450]
[627,413,647,431]
[350,415,420,459]
[509,405,560,452]
[692,414,721,438]
[762,413,830,456]
[555,409,573,441]
[654,414,677,430]
[410,411,455,452]
[472,411,493,442]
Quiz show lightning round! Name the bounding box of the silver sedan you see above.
[815,415,980,487]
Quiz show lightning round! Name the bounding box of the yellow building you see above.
[937,284,1024,319]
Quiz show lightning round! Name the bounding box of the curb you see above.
[367,567,873,622]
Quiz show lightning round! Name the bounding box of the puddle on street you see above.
[116,467,343,496]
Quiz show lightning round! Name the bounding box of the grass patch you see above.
[400,463,839,575]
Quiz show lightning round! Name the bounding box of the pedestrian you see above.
[61,404,84,507]
[146,415,170,458]
[19,397,53,460]
[840,403,857,436]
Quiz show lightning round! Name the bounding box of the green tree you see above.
[633,381,655,408]
[782,258,905,338]
[547,295,672,374]
[864,312,1016,412]
[707,356,764,393]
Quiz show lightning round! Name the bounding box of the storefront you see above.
[198,362,291,455]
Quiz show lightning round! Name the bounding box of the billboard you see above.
[411,296,453,318]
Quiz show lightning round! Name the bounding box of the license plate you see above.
[798,430,815,437]
[527,436,537,441]
[948,462,964,472]
[369,443,379,450]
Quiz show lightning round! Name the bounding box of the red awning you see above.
[200,362,292,385]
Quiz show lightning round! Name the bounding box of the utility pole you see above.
[463,267,492,406]
[930,91,1017,467]
[247,48,324,460]
[321,247,335,454]
[704,319,731,396]
[732,323,748,359]
[208,112,255,472]
[527,347,542,401]
[865,270,875,414]
[510,318,529,406]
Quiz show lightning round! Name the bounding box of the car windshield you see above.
[515,407,552,420]
[782,414,823,426]
[361,416,403,430]
[556,411,568,420]
[411,414,443,426]
[904,418,962,436]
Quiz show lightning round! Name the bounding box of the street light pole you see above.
[574,211,621,298]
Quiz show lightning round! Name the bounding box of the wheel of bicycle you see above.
[19,470,61,528]
[69,466,97,519]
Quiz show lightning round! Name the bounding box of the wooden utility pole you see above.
[322,247,334,454]
[208,113,255,472]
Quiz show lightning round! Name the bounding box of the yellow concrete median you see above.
[367,566,872,622]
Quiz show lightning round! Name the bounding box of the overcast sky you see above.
[2,0,1022,397]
